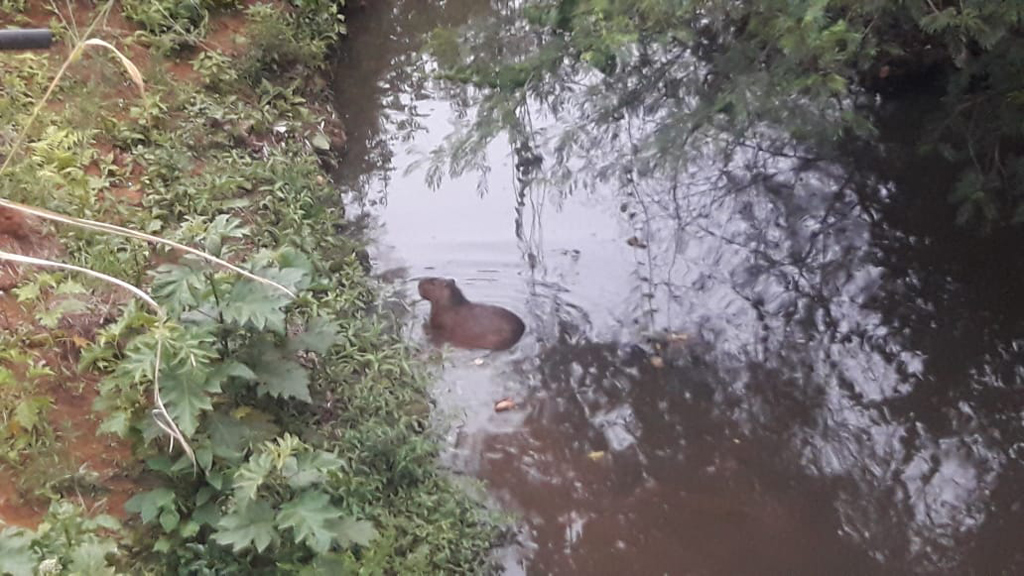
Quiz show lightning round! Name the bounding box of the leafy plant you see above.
[428,0,1024,229]
[0,501,122,576]
[0,1,501,573]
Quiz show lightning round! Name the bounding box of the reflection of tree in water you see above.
[331,0,493,193]
[334,0,1024,572]
[493,103,1024,572]
[489,336,883,574]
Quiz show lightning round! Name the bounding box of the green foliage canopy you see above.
[429,0,1024,227]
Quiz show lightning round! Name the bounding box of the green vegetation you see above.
[0,1,497,574]
[427,0,1024,229]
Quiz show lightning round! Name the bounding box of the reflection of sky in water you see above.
[332,1,1024,573]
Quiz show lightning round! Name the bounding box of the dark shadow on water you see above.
[330,1,1024,574]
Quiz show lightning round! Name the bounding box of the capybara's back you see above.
[418,277,525,351]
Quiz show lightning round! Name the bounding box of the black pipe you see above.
[0,29,54,51]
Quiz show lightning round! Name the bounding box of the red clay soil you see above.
[0,374,137,529]
[0,215,137,527]
[0,0,299,529]
[0,1,272,531]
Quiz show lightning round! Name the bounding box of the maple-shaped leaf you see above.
[284,450,344,490]
[192,502,222,528]
[327,517,379,548]
[287,316,341,355]
[150,263,204,313]
[0,527,38,576]
[97,410,131,437]
[257,266,309,293]
[124,487,176,524]
[208,360,258,387]
[202,214,249,257]
[275,490,344,555]
[213,500,279,553]
[245,340,311,402]
[69,540,117,575]
[221,279,291,333]
[12,397,52,432]
[232,452,274,505]
[274,247,314,276]
[207,409,280,463]
[159,364,223,436]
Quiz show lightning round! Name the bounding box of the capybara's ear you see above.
[446,278,457,287]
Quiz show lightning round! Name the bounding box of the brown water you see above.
[331,2,1024,574]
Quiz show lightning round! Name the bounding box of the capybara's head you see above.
[417,277,462,304]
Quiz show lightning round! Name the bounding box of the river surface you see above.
[331,1,1024,574]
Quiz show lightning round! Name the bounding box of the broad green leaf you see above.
[193,502,222,527]
[12,282,40,303]
[68,540,117,575]
[273,247,314,275]
[246,341,311,402]
[179,520,201,538]
[919,7,957,33]
[159,508,181,532]
[222,279,291,332]
[207,409,280,462]
[90,514,123,532]
[327,517,379,548]
[276,491,344,554]
[125,487,176,524]
[286,451,344,489]
[254,356,311,402]
[153,537,172,553]
[203,214,249,256]
[55,279,87,295]
[158,365,222,436]
[287,316,341,355]
[13,397,51,431]
[209,360,258,385]
[0,527,37,576]
[195,444,214,472]
[150,263,203,313]
[233,452,274,504]
[213,500,278,553]
[258,267,309,293]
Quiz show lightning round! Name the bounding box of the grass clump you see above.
[0,2,500,574]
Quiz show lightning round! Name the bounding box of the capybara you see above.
[418,277,525,351]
